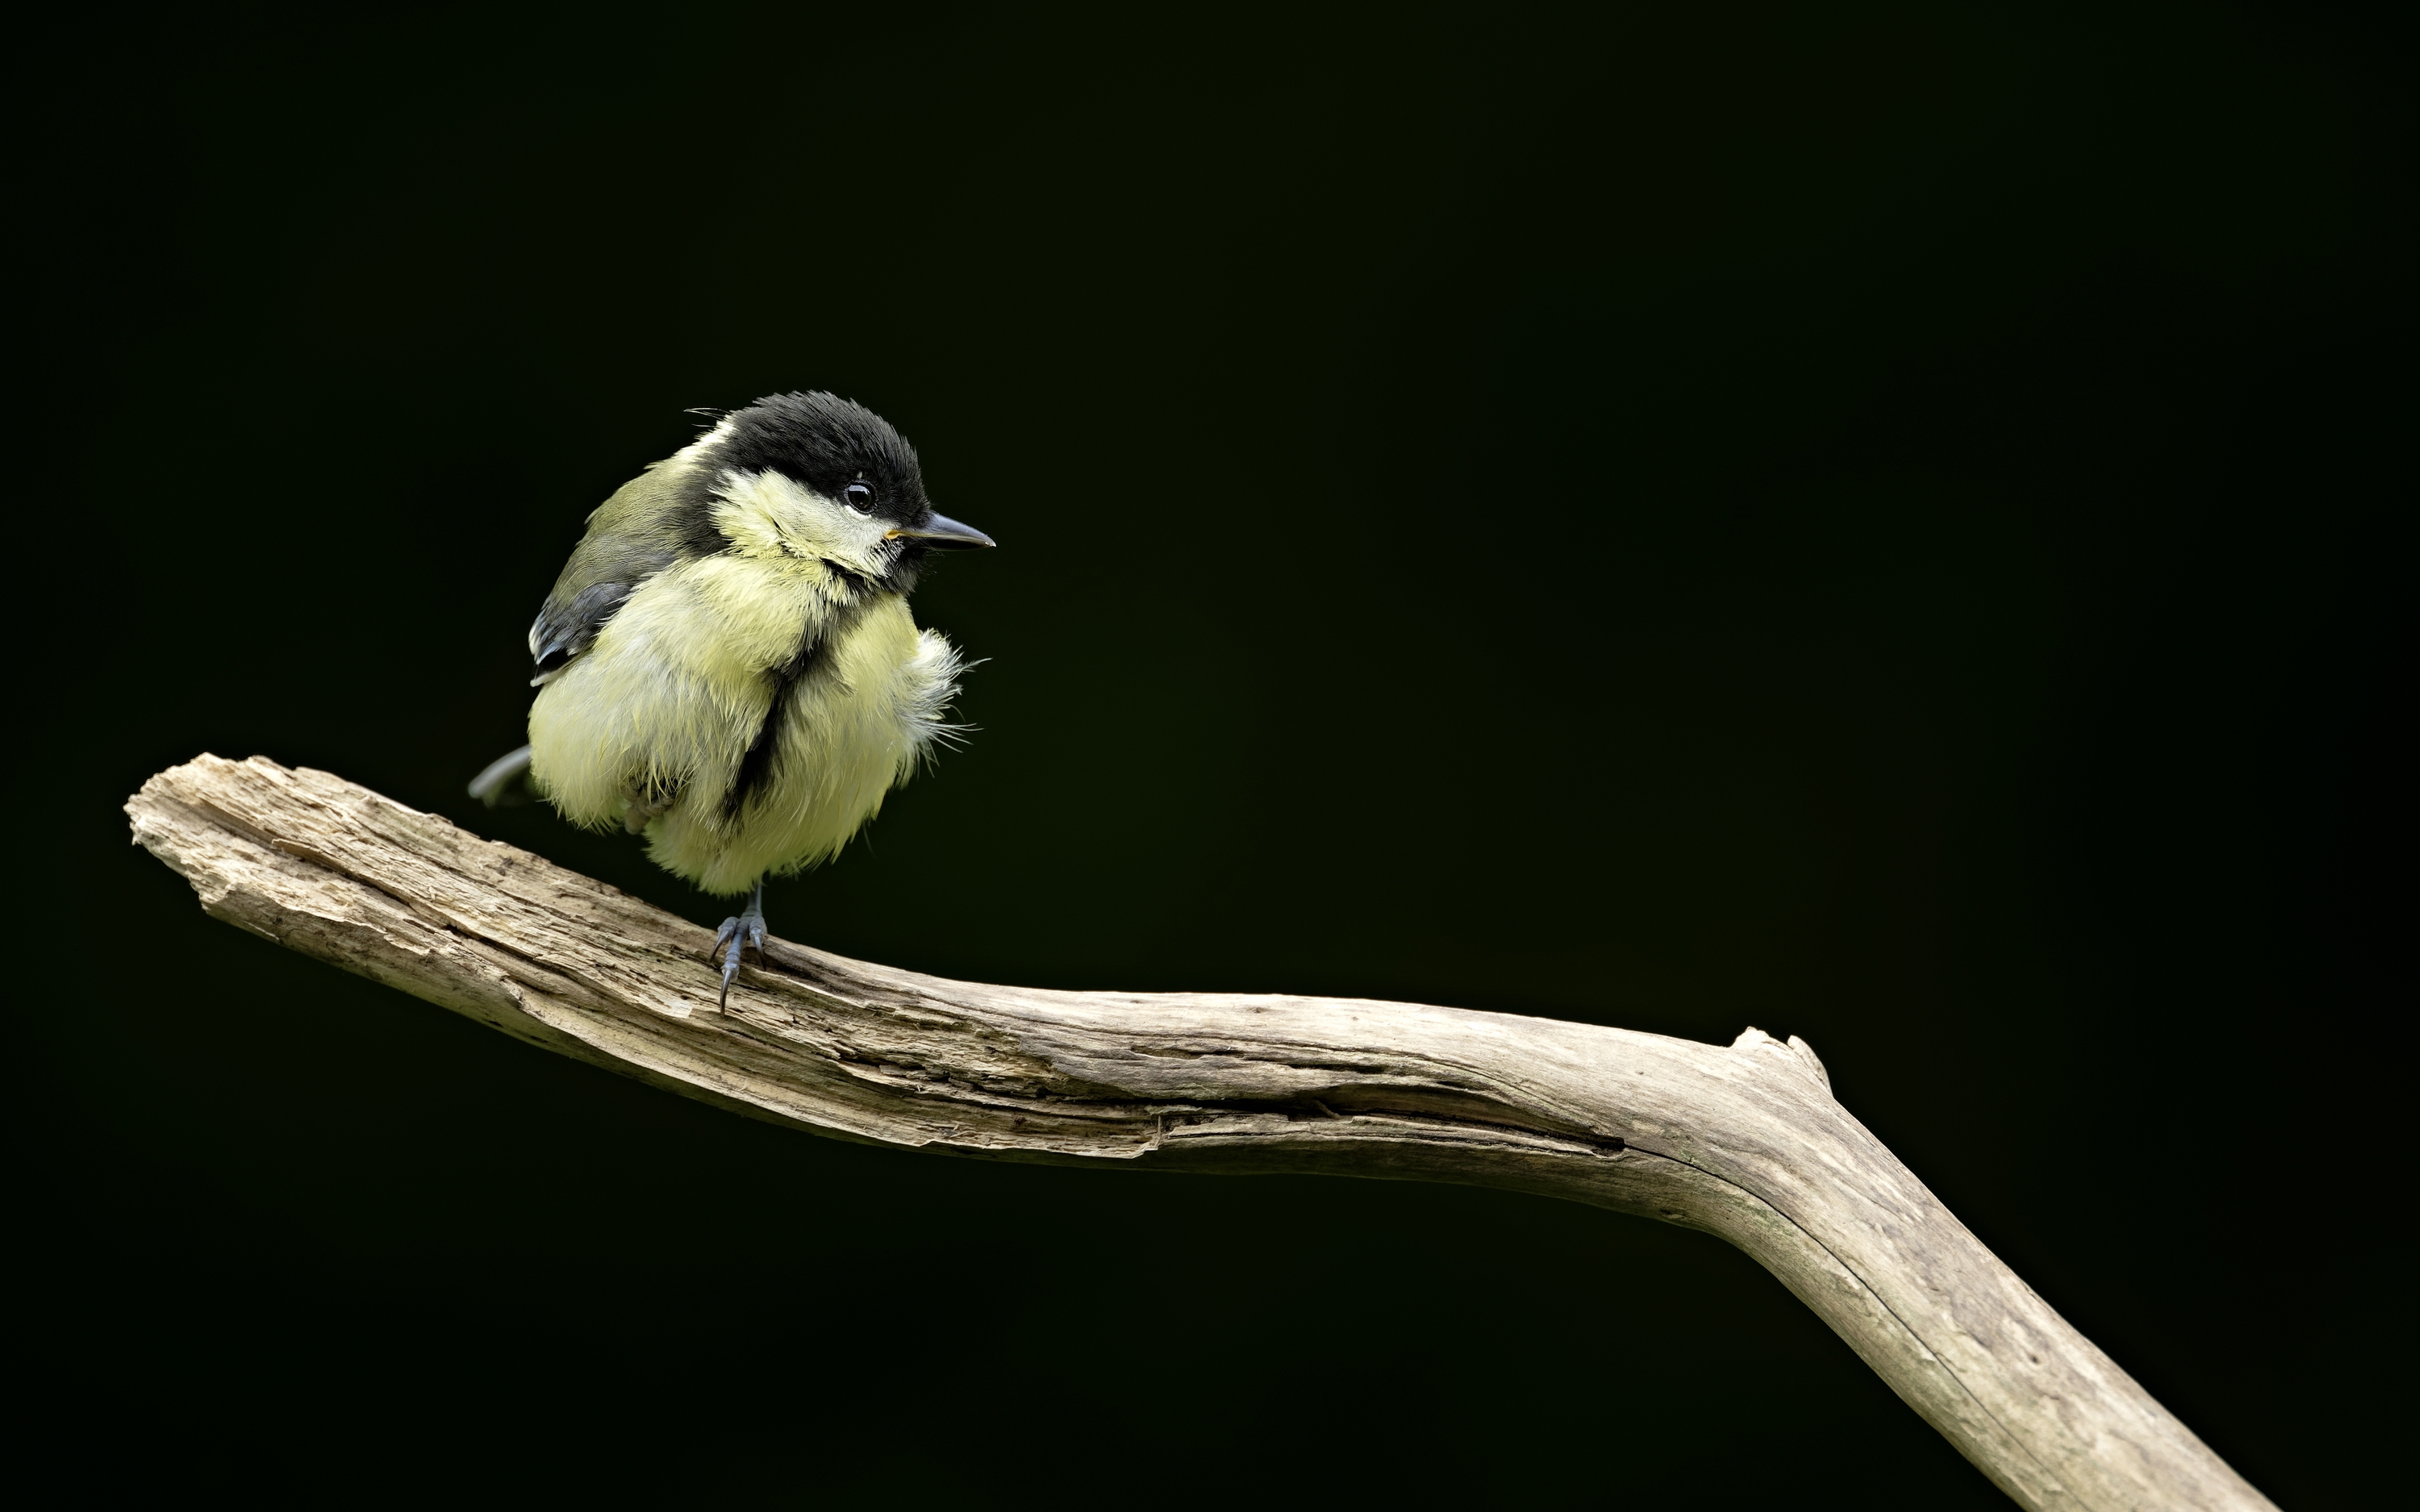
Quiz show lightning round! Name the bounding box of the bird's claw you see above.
[713,911,768,1009]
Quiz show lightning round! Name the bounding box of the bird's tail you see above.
[468,744,534,806]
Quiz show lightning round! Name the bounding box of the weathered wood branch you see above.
[127,755,2268,1511]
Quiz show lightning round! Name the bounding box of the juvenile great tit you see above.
[469,393,993,1004]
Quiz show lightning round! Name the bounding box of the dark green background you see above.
[24,2,2409,1503]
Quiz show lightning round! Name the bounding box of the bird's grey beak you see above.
[886,512,995,550]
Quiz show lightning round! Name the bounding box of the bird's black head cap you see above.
[709,391,929,524]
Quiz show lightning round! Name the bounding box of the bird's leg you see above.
[711,879,769,1009]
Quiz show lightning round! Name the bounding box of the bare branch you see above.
[127,755,2270,1511]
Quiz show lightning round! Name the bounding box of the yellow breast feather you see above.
[528,550,961,893]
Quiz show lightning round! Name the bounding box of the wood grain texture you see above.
[127,754,2270,1511]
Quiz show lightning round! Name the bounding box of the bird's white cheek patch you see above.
[711,469,895,575]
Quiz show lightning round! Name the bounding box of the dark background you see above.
[21,2,2410,1503]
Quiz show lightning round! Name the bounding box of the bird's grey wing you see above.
[528,463,707,685]
[528,574,653,685]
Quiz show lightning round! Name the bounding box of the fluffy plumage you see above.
[519,394,989,900]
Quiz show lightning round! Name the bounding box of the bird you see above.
[469,392,993,1005]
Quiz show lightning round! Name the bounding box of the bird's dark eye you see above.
[842,482,876,512]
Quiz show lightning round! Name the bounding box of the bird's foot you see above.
[622,787,678,835]
[712,906,768,1010]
